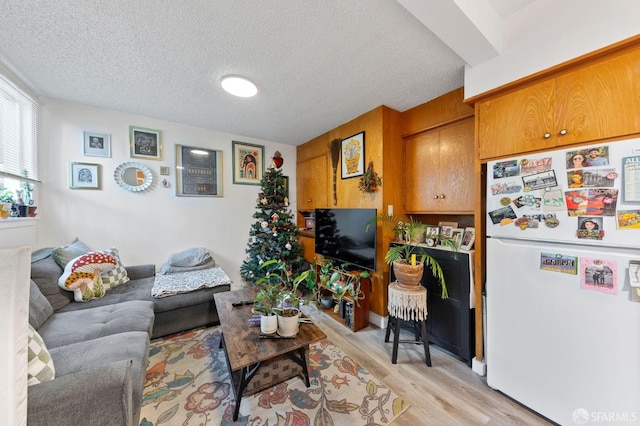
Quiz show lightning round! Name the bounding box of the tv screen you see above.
[314,208,377,271]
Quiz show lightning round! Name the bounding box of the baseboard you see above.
[369,311,387,329]
[472,357,486,376]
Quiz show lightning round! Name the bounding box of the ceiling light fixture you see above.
[221,75,257,97]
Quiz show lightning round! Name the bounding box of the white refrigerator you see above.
[485,138,640,425]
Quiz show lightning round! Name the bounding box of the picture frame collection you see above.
[424,222,476,250]
[71,127,268,196]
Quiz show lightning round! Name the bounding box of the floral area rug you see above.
[139,327,409,425]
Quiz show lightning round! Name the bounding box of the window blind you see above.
[0,75,40,182]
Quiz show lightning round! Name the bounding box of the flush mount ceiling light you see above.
[220,75,257,97]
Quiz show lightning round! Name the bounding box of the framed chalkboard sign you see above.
[175,145,223,197]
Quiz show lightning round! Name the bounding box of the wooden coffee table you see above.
[214,288,327,421]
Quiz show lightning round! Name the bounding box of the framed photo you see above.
[438,221,458,228]
[69,162,100,189]
[130,126,162,160]
[175,145,223,197]
[450,228,464,249]
[425,225,440,247]
[461,227,476,250]
[341,131,365,179]
[282,176,289,199]
[232,141,264,185]
[83,131,111,157]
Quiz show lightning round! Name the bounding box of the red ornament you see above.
[272,151,284,168]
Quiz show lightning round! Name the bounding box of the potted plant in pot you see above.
[0,187,15,219]
[367,215,451,298]
[253,284,279,334]
[316,259,367,313]
[256,259,317,337]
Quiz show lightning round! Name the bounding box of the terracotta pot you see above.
[28,206,37,217]
[393,261,424,291]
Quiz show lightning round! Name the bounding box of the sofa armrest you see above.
[28,360,133,426]
[125,264,156,280]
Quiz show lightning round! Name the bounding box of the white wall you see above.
[34,98,297,286]
[464,0,640,98]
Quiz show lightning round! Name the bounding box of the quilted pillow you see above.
[58,252,116,302]
[51,238,90,268]
[101,248,130,290]
[27,324,55,386]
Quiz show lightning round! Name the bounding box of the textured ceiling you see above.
[0,1,477,145]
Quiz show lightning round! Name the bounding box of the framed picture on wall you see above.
[232,141,264,185]
[83,131,111,157]
[69,162,100,189]
[341,131,365,179]
[175,145,223,197]
[130,126,162,160]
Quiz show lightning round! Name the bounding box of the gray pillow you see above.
[31,255,72,311]
[51,238,91,268]
[29,280,53,329]
[168,247,212,267]
[160,257,216,275]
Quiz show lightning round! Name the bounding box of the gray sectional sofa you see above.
[27,251,231,426]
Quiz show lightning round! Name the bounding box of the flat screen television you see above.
[314,208,377,271]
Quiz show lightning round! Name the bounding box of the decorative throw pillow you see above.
[58,252,117,302]
[101,248,130,290]
[27,324,55,386]
[168,247,212,267]
[51,238,90,268]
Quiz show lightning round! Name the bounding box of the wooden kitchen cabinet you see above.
[477,47,640,160]
[405,118,474,214]
[296,154,328,210]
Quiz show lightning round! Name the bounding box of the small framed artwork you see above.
[160,166,170,176]
[425,225,439,247]
[130,126,162,160]
[461,227,476,250]
[232,141,264,185]
[69,162,100,189]
[83,131,111,157]
[438,221,459,228]
[341,131,365,179]
[176,145,223,197]
[282,176,289,199]
[450,228,464,249]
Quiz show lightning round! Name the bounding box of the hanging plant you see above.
[358,161,382,193]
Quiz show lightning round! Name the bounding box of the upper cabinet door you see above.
[477,80,555,159]
[405,118,474,214]
[555,48,640,145]
[297,154,328,210]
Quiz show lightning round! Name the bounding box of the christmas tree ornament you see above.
[272,151,284,168]
[285,242,292,250]
[271,212,279,222]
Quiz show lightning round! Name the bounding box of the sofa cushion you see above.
[38,300,155,349]
[51,238,91,268]
[29,280,54,329]
[58,252,116,302]
[27,324,55,386]
[49,331,149,423]
[31,255,72,310]
[101,248,130,290]
[168,247,212,267]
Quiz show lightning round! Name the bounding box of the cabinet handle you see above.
[440,194,445,199]
[306,199,312,202]
[433,195,439,199]
[543,133,551,139]
[559,129,567,136]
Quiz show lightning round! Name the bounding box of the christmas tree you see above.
[240,159,306,287]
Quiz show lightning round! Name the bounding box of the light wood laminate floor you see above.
[302,305,553,425]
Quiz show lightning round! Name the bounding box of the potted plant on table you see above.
[367,215,450,298]
[253,284,279,334]
[256,259,317,337]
